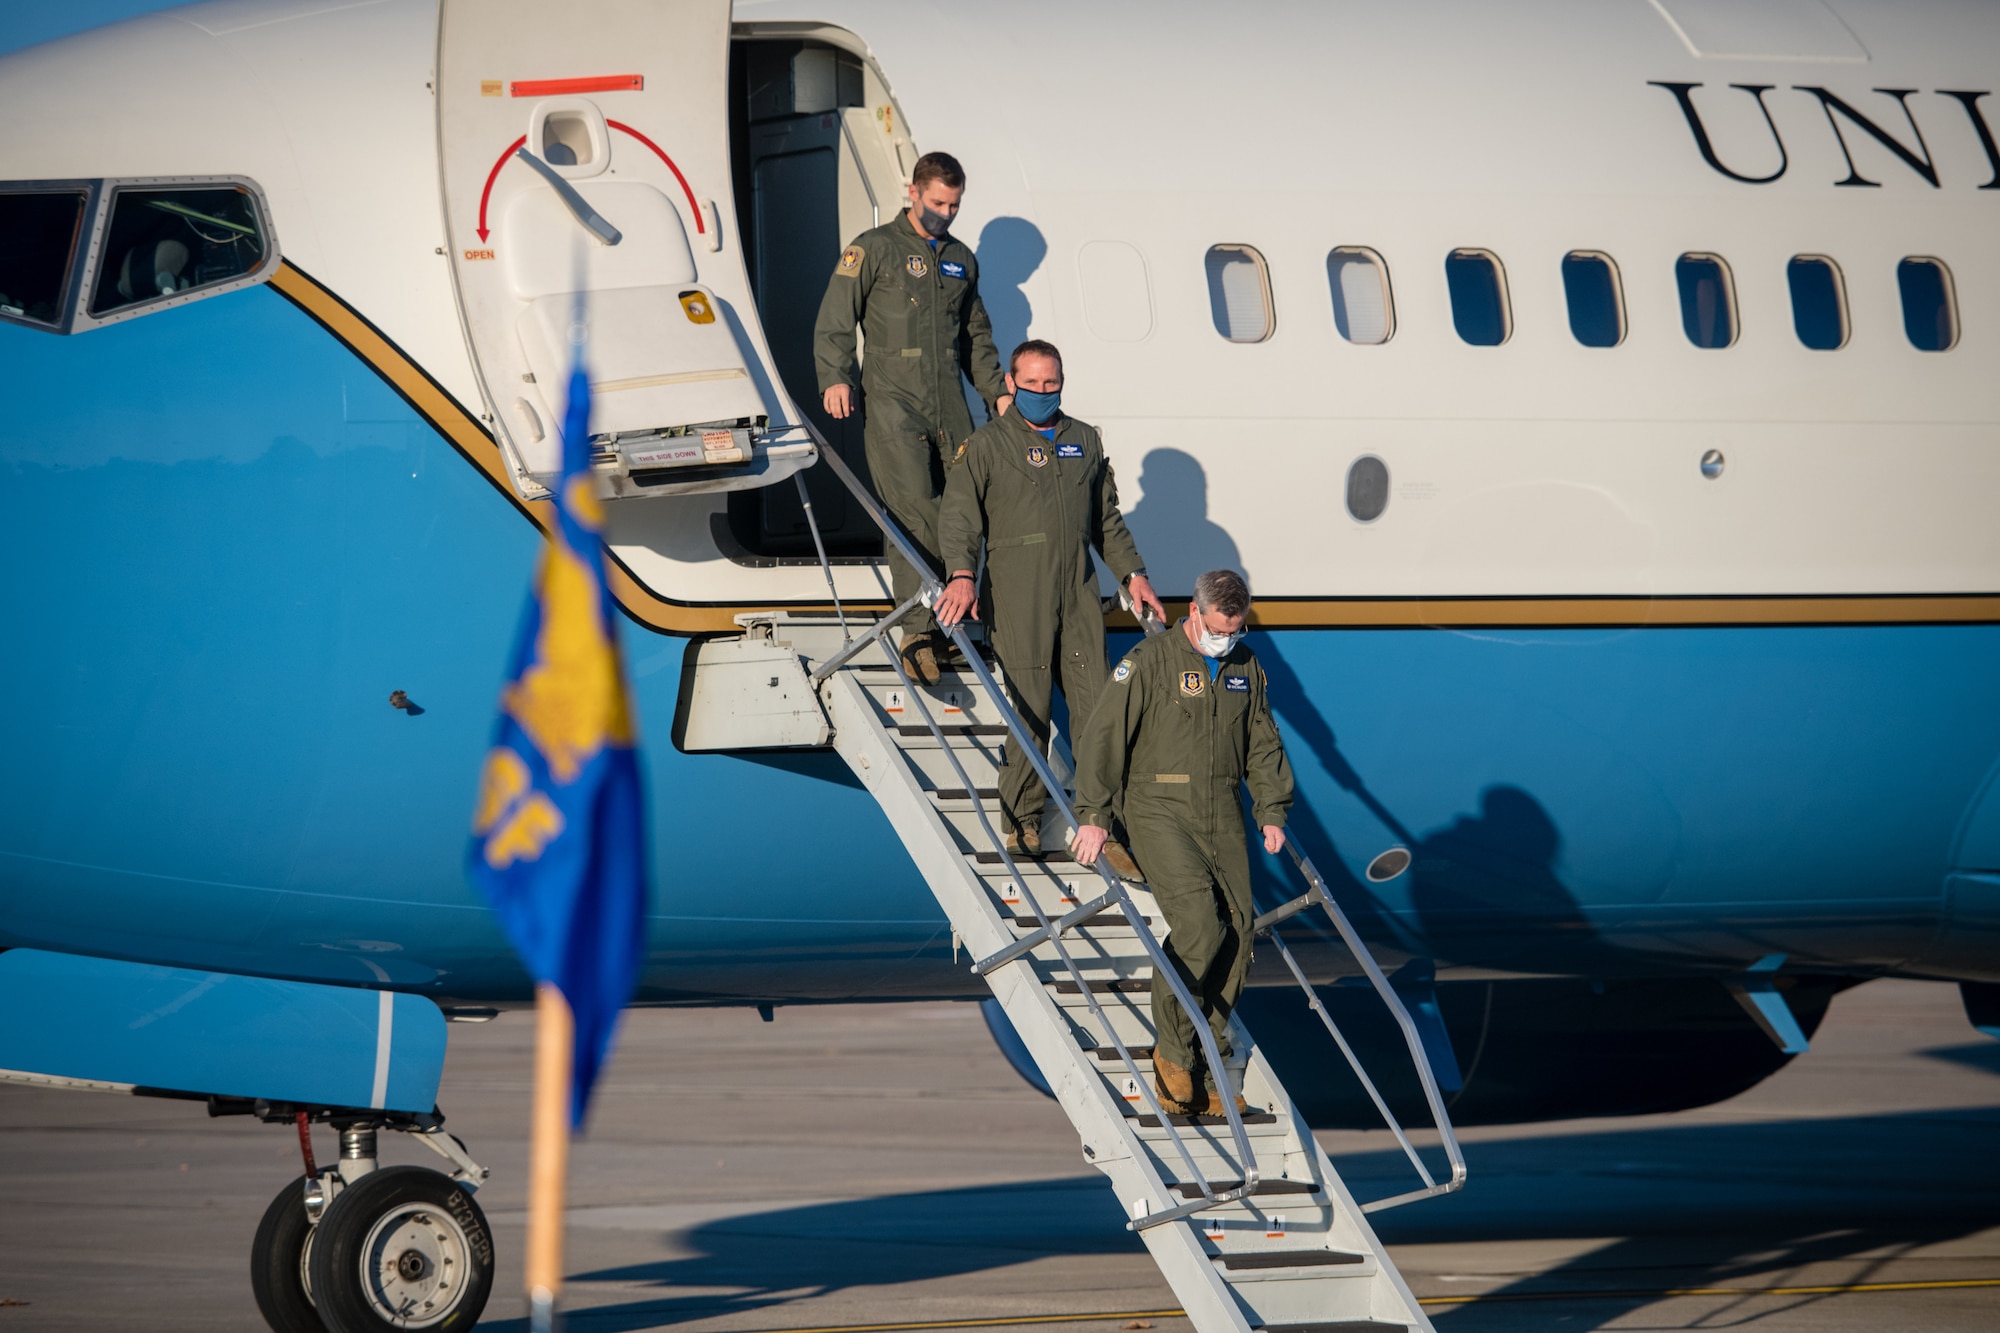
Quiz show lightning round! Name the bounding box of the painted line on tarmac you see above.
[727,1277,2000,1333]
[1415,1275,2000,1305]
[730,1312,1186,1333]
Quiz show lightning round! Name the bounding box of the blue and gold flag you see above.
[468,342,646,1127]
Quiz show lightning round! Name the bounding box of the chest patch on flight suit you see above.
[1224,674,1249,693]
[906,254,929,278]
[1055,442,1083,459]
[1113,659,1133,682]
[1026,445,1048,468]
[837,245,862,275]
[941,260,966,279]
[1181,670,1205,697]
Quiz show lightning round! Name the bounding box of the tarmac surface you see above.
[1,977,1997,1331]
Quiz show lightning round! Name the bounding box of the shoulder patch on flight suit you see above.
[1181,670,1205,696]
[836,245,862,275]
[906,254,928,278]
[1224,674,1249,693]
[941,260,966,279]
[1026,444,1048,468]
[1055,442,1083,458]
[1113,659,1133,682]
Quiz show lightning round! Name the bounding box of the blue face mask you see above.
[1012,386,1061,425]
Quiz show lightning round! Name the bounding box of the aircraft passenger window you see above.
[1898,257,1958,352]
[1787,256,1848,351]
[1561,251,1625,348]
[0,189,89,328]
[1326,247,1393,344]
[1445,249,1510,346]
[88,184,269,319]
[1205,244,1273,342]
[1675,253,1737,349]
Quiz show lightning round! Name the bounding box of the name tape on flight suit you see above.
[1056,442,1083,458]
[941,260,966,279]
[1224,675,1249,692]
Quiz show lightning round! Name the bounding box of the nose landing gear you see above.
[246,1107,494,1333]
[309,1166,493,1331]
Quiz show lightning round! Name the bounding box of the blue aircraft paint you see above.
[6,285,2000,1024]
[0,287,948,1000]
[0,948,447,1110]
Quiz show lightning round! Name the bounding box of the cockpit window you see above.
[89,185,267,317]
[0,176,277,334]
[0,189,89,328]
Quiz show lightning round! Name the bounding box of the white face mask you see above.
[1194,616,1243,658]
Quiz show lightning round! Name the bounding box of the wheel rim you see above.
[353,1203,473,1328]
[300,1224,317,1306]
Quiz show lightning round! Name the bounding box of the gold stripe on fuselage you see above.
[269,262,2000,636]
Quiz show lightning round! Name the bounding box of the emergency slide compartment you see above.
[437,0,814,499]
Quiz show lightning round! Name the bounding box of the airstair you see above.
[681,454,1465,1333]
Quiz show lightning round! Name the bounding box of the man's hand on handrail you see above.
[936,570,979,627]
[1125,572,1167,628]
[1071,824,1111,866]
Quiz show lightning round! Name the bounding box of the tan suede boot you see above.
[1153,1054,1201,1115]
[1101,839,1143,881]
[899,630,943,686]
[1003,826,1042,859]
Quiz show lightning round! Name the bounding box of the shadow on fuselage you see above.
[971,215,1046,364]
[1120,447,1243,592]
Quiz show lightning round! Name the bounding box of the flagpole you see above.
[527,982,574,1333]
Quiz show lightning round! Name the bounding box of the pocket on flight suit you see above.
[983,537,1050,666]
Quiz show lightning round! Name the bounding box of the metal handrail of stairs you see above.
[1116,599,1468,1213]
[1253,852,1468,1212]
[800,445,1261,1232]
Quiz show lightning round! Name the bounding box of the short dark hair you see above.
[911,151,965,191]
[1194,569,1251,619]
[1009,339,1063,375]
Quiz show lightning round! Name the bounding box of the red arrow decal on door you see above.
[475,124,701,242]
[477,135,528,243]
[606,120,704,233]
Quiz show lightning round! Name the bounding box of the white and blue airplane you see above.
[3,0,1999,1329]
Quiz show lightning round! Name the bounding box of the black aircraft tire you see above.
[306,1166,493,1333]
[250,1176,327,1333]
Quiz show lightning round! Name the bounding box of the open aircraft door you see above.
[437,0,813,501]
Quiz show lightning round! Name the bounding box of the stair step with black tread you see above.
[1173,1179,1322,1199]
[1136,1109,1282,1127]
[1255,1324,1408,1333]
[1053,978,1151,994]
[1217,1251,1367,1271]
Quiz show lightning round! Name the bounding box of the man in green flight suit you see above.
[934,340,1166,862]
[813,150,1009,684]
[1072,569,1295,1117]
